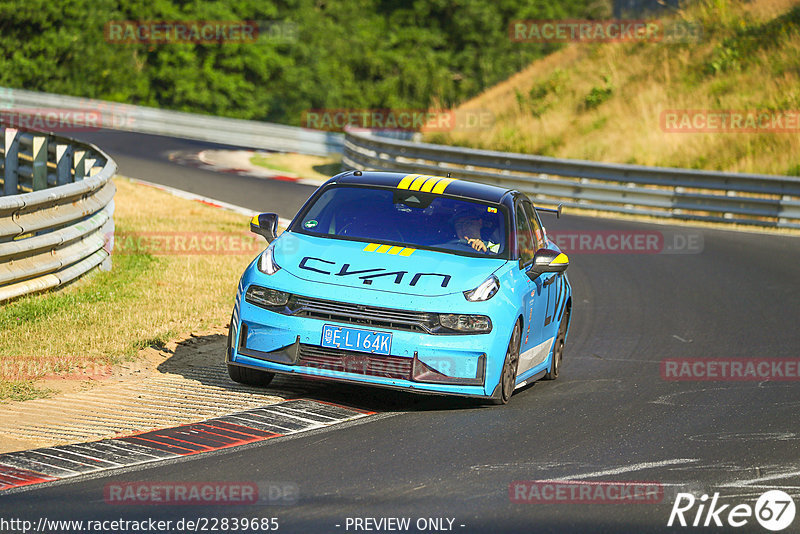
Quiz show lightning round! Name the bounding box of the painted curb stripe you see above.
[0,465,55,491]
[0,399,372,493]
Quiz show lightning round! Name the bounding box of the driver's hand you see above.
[467,238,487,252]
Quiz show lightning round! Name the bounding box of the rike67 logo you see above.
[668,490,796,531]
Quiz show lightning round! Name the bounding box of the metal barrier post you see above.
[3,128,19,196]
[31,135,47,191]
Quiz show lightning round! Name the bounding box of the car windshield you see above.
[295,185,508,257]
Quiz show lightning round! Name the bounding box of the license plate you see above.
[321,325,392,355]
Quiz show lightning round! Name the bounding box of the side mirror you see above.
[526,248,569,280]
[250,213,279,243]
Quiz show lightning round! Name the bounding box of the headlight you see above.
[438,314,492,333]
[463,275,499,302]
[245,285,290,307]
[257,245,280,275]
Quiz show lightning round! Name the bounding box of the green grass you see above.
[0,381,51,402]
[250,153,295,174]
[0,177,259,402]
[0,253,158,332]
[249,152,342,181]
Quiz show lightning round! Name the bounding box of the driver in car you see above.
[454,209,500,253]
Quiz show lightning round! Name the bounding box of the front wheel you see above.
[489,322,521,405]
[226,317,275,387]
[227,363,275,387]
[544,307,569,380]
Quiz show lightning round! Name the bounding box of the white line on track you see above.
[720,468,800,488]
[561,458,700,480]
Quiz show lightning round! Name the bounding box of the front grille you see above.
[289,295,437,333]
[297,344,412,380]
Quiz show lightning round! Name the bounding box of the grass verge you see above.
[0,177,261,402]
[250,152,342,181]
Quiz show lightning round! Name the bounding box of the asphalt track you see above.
[1,130,799,533]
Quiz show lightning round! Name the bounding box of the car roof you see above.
[330,171,512,203]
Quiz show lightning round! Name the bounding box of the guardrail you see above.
[0,125,116,302]
[343,129,800,229]
[0,87,343,156]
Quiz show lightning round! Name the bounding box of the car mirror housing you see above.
[250,213,279,243]
[526,248,569,280]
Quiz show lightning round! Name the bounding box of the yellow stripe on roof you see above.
[387,246,403,255]
[397,174,418,190]
[419,176,441,192]
[408,175,429,191]
[363,243,380,252]
[376,244,392,254]
[399,248,415,256]
[431,177,456,194]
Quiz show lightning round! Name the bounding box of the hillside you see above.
[427,0,800,176]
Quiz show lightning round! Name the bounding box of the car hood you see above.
[273,232,507,297]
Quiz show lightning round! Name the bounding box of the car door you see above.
[523,200,562,343]
[514,199,553,378]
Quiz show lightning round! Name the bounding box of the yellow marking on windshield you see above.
[399,248,415,256]
[419,176,442,192]
[397,174,419,189]
[363,243,380,252]
[376,244,392,254]
[431,178,456,194]
[408,175,429,191]
[387,246,403,255]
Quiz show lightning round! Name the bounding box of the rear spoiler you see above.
[536,204,562,218]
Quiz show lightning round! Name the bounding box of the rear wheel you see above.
[544,307,569,380]
[489,322,521,405]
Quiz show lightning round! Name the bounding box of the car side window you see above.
[522,201,545,250]
[515,203,536,264]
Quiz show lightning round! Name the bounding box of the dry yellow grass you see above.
[0,177,263,401]
[250,152,342,181]
[430,0,800,176]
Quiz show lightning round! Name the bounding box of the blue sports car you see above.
[227,171,572,404]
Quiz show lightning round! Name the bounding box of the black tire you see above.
[544,307,569,380]
[227,363,276,387]
[226,315,275,387]
[489,321,521,405]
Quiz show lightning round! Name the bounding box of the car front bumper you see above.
[229,287,515,398]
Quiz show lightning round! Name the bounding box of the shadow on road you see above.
[156,331,499,415]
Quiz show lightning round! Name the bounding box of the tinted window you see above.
[515,202,536,264]
[295,185,508,257]
[522,200,545,250]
